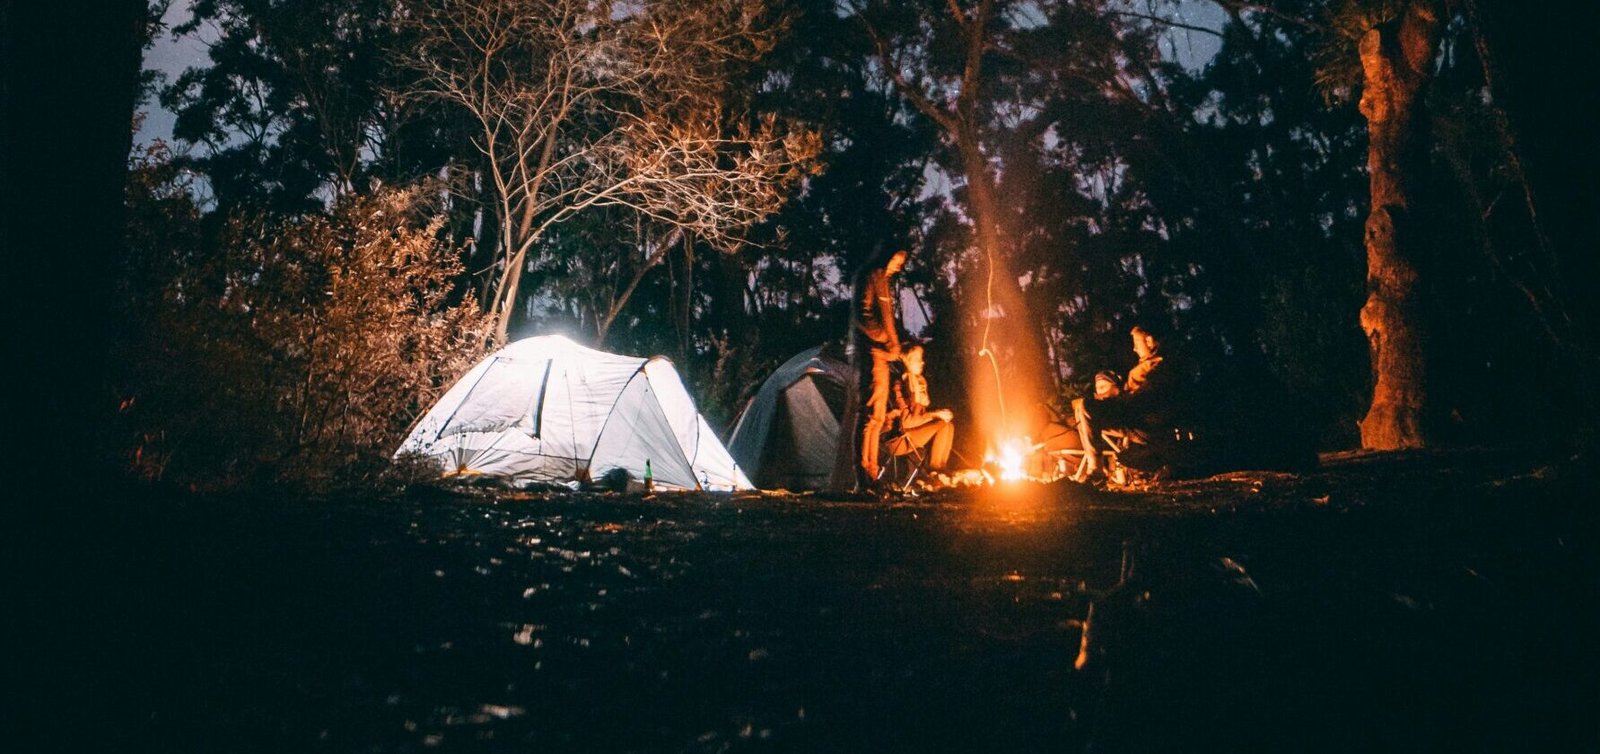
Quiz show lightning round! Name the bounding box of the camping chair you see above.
[1047,437,1120,484]
[875,357,940,492]
[1028,407,1116,483]
[879,427,934,492]
[1096,429,1135,486]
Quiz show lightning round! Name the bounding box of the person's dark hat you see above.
[1130,317,1170,343]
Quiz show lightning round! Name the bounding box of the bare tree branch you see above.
[1109,10,1225,38]
[1204,0,1326,34]
[397,0,819,342]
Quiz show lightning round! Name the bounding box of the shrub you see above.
[118,175,492,492]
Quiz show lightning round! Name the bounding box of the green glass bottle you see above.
[644,459,654,494]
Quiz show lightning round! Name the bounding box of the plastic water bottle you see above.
[644,459,654,494]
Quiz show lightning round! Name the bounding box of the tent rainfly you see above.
[726,345,851,491]
[396,335,752,491]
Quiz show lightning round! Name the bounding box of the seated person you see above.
[1093,369,1123,400]
[885,344,954,472]
[1028,401,1079,455]
[1020,403,1076,478]
[1072,323,1185,478]
[1024,370,1122,476]
[1091,368,1135,451]
[1017,370,1119,478]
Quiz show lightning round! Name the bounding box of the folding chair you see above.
[1099,424,1205,484]
[1097,429,1135,486]
[1050,439,1121,484]
[879,430,932,492]
[1028,411,1115,483]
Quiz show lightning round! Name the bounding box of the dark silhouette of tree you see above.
[105,0,1600,484]
[1147,1,1370,446]
[5,4,148,750]
[3,0,146,488]
[1455,0,1600,451]
[162,0,414,213]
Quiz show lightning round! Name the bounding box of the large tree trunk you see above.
[1355,2,1441,450]
[1465,0,1600,450]
[862,0,1046,447]
[955,125,1045,440]
[6,4,148,750]
[4,1,144,487]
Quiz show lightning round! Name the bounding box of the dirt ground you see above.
[12,448,1599,752]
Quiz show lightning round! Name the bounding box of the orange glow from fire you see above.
[986,437,1030,482]
[998,439,1027,481]
[957,238,1048,479]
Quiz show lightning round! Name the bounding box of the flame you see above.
[987,437,1029,482]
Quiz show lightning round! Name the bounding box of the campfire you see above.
[973,435,1072,486]
[986,438,1030,482]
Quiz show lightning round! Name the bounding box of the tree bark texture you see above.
[949,13,1047,442]
[1356,2,1441,450]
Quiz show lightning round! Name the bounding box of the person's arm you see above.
[876,272,901,356]
[848,269,869,336]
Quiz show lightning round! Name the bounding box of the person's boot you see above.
[1107,457,1128,486]
[853,466,879,496]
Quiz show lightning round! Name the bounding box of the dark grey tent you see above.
[726,345,851,491]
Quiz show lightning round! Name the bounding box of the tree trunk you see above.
[956,127,1045,438]
[861,0,1046,444]
[1355,3,1441,450]
[4,0,144,487]
[493,244,527,344]
[595,228,681,347]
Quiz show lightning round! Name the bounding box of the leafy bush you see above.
[118,159,491,491]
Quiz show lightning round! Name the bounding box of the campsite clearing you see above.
[19,449,1599,752]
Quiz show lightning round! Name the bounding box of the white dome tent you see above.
[396,335,752,491]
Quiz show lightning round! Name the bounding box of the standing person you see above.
[832,247,908,492]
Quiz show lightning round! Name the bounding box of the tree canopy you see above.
[106,0,1600,489]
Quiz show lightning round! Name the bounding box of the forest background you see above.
[5,0,1595,493]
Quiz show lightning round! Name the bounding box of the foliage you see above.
[1161,2,1373,445]
[160,0,423,213]
[129,0,1600,483]
[397,0,821,343]
[1309,0,1408,104]
[117,154,492,491]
